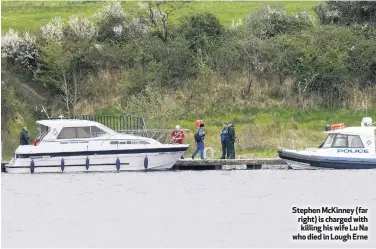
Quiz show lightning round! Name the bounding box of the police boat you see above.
[5,119,189,173]
[278,117,376,169]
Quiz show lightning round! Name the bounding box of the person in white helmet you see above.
[170,125,185,159]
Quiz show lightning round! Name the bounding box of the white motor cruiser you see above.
[5,119,189,173]
[278,117,376,169]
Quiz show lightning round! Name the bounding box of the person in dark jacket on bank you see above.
[226,122,236,159]
[220,123,228,159]
[20,127,29,145]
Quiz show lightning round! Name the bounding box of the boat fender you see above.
[86,157,90,170]
[61,158,65,172]
[116,158,120,171]
[30,159,35,174]
[144,155,148,169]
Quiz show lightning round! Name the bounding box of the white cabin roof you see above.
[36,119,100,127]
[326,126,376,136]
[36,119,118,136]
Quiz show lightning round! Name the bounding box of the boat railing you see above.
[49,114,146,132]
[73,114,147,132]
[118,129,190,144]
[279,138,308,151]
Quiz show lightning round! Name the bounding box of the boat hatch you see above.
[321,134,364,148]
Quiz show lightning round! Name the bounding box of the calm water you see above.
[2,170,376,247]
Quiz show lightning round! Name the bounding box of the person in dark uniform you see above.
[226,122,236,159]
[20,127,29,145]
[220,123,228,159]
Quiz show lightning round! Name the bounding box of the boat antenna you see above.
[41,106,50,120]
[365,94,368,117]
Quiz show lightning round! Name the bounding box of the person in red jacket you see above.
[171,125,185,159]
[170,125,185,144]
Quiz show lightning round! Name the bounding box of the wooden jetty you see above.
[1,158,286,172]
[172,158,285,170]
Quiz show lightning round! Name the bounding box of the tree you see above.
[314,1,376,26]
[94,0,149,43]
[39,39,95,116]
[1,29,39,75]
[179,12,222,53]
[245,5,313,39]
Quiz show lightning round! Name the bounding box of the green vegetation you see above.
[2,1,376,160]
[1,1,318,32]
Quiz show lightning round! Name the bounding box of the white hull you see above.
[5,152,183,173]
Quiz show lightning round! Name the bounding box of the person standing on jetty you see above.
[170,125,185,144]
[19,127,29,145]
[192,123,205,160]
[227,122,236,159]
[171,125,185,159]
[220,123,228,159]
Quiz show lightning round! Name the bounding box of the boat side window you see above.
[57,127,77,139]
[76,127,91,138]
[347,135,364,148]
[110,141,128,145]
[57,127,91,139]
[139,140,150,144]
[91,126,108,138]
[322,134,335,148]
[332,134,348,148]
[112,141,131,144]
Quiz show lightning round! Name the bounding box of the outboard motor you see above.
[325,124,331,131]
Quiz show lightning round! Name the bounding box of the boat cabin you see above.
[321,118,375,153]
[33,119,154,145]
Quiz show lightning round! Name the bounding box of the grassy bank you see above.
[2,108,374,160]
[1,1,318,32]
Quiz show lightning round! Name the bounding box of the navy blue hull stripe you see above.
[279,153,376,169]
[16,147,187,159]
[6,162,130,169]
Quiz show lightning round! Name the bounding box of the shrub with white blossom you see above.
[125,17,149,39]
[68,16,98,40]
[245,5,313,38]
[94,0,148,42]
[41,17,64,40]
[113,24,123,38]
[1,29,39,71]
[94,0,125,23]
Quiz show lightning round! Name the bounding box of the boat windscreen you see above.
[39,125,50,140]
[322,134,335,148]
